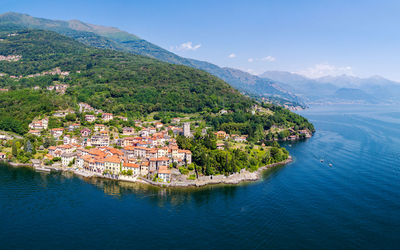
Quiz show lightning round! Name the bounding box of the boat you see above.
[329,163,333,167]
[320,159,324,163]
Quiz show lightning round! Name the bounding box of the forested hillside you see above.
[0,29,313,139]
[0,12,303,106]
[0,30,251,108]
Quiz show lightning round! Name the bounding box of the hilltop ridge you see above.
[0,12,303,107]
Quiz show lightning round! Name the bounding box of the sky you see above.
[2,0,400,80]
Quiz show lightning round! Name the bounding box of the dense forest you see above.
[205,104,314,143]
[0,30,255,132]
[0,30,252,113]
[176,133,289,175]
[0,12,303,106]
[0,89,71,134]
[0,29,313,142]
[0,28,315,176]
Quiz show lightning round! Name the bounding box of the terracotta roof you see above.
[135,146,148,150]
[156,157,170,161]
[178,149,192,154]
[108,148,123,156]
[123,137,137,140]
[94,158,105,163]
[123,162,139,168]
[123,146,136,151]
[88,148,107,158]
[51,128,64,131]
[82,155,93,161]
[158,165,171,174]
[104,155,121,164]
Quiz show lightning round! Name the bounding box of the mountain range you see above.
[0,28,314,139]
[1,12,398,106]
[0,28,256,132]
[260,71,400,104]
[0,12,303,107]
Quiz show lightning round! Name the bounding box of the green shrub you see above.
[179,166,189,175]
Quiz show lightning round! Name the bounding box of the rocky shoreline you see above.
[136,156,293,187]
[2,156,293,188]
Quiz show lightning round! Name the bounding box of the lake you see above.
[1,104,400,249]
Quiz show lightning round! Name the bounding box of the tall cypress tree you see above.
[12,142,18,157]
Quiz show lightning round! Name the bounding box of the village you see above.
[0,100,312,186]
[16,102,201,184]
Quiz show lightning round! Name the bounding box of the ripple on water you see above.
[2,105,400,249]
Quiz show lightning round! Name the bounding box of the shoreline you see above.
[137,156,293,188]
[2,156,293,188]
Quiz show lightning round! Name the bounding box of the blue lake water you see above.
[1,104,400,249]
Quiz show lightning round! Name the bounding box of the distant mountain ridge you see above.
[0,12,303,107]
[260,71,400,104]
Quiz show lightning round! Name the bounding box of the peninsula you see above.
[0,28,314,187]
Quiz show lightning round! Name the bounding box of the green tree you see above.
[24,140,33,154]
[12,142,18,157]
[65,113,76,122]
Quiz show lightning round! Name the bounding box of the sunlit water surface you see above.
[1,104,399,249]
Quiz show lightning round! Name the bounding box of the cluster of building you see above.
[45,122,192,182]
[84,112,128,123]
[26,107,194,182]
[80,103,127,124]
[5,67,71,81]
[28,117,49,136]
[79,102,97,113]
[287,128,312,140]
[214,131,248,142]
[23,98,209,183]
[29,67,70,78]
[47,83,68,94]
[0,55,21,62]
[52,109,75,118]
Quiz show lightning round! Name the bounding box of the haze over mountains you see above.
[260,71,400,104]
[1,12,398,106]
[0,12,302,107]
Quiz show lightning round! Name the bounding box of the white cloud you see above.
[297,63,354,78]
[228,53,236,58]
[173,41,201,51]
[261,56,276,62]
[246,56,276,63]
[245,68,257,75]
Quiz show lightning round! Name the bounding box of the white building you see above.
[183,122,191,137]
[61,153,76,167]
[102,113,113,122]
[157,166,171,182]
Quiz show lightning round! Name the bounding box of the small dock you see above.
[31,159,51,172]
